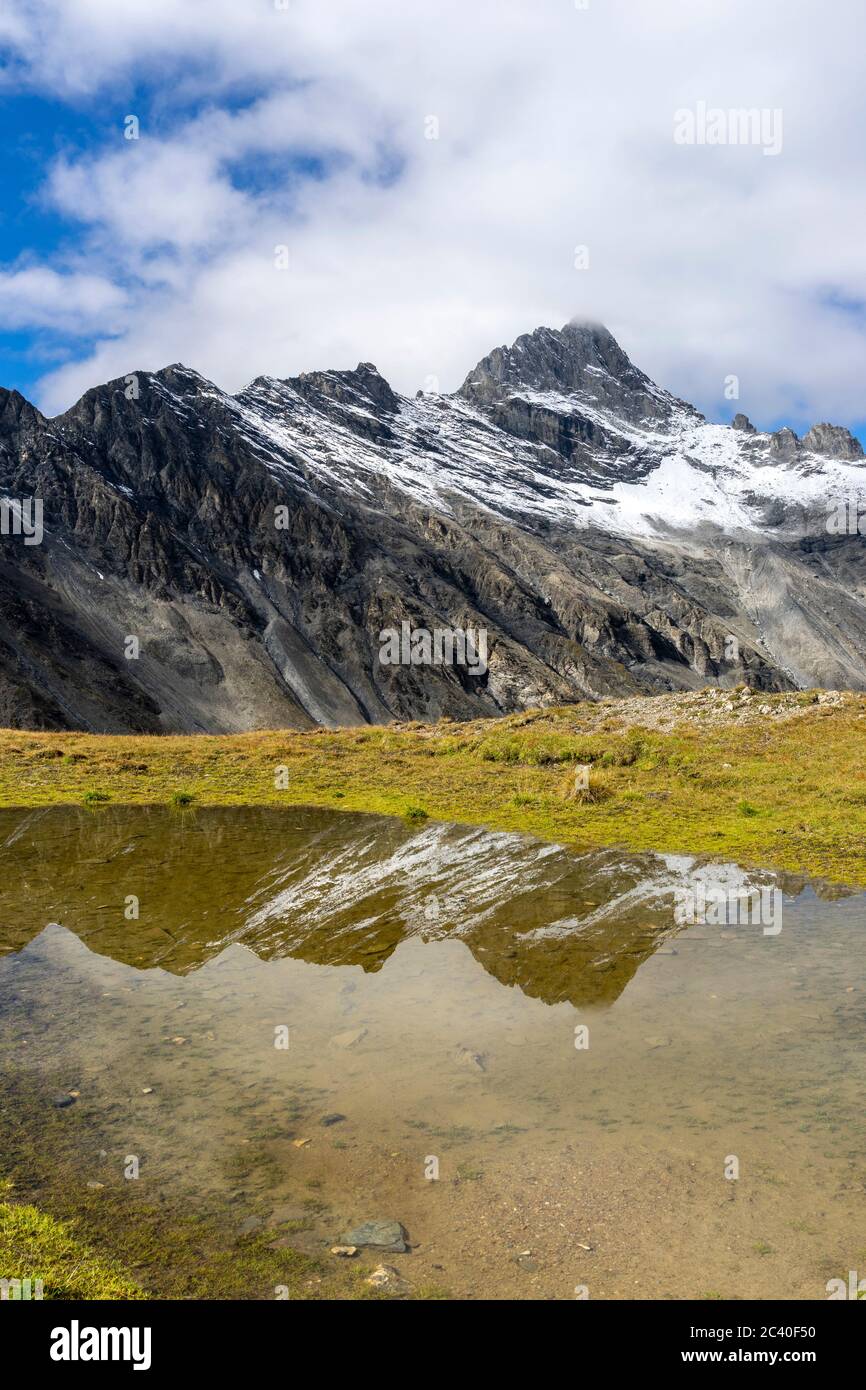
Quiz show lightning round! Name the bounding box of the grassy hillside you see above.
[0,686,864,885]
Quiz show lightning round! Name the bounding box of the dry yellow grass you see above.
[0,687,864,884]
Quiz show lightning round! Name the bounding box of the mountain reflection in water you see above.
[0,805,846,1007]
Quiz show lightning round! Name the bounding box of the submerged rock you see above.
[339,1219,408,1253]
[330,1027,367,1049]
[455,1044,486,1073]
[365,1263,410,1293]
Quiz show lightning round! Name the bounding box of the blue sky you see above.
[1,0,866,444]
[0,92,98,397]
[0,82,339,399]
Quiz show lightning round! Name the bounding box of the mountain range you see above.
[1,320,865,732]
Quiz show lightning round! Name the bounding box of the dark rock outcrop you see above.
[0,321,864,731]
[802,422,864,460]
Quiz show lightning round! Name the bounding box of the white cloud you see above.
[2,0,866,430]
[48,142,252,253]
[0,265,127,333]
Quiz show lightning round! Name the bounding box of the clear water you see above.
[0,805,864,1300]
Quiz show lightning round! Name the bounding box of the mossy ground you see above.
[0,1157,385,1303]
[0,1185,385,1301]
[0,1089,442,1302]
[0,690,864,885]
[0,1183,144,1300]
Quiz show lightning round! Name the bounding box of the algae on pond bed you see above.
[0,1129,376,1302]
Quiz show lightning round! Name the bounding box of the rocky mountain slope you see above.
[1,320,865,732]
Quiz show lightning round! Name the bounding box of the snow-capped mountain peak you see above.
[2,320,866,732]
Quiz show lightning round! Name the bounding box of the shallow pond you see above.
[0,806,863,1299]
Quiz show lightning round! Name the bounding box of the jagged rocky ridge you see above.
[1,320,865,731]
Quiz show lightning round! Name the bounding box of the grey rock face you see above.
[769,426,800,459]
[731,413,756,433]
[459,321,685,425]
[455,321,700,481]
[0,321,865,732]
[801,422,864,460]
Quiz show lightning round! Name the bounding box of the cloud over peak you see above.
[0,0,865,430]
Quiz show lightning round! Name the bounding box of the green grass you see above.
[0,691,864,884]
[0,1189,144,1300]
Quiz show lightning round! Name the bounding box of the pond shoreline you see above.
[1,801,863,1301]
[0,689,863,886]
